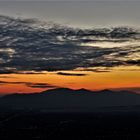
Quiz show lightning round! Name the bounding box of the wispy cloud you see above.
[57,72,88,76]
[25,83,57,88]
[0,80,57,89]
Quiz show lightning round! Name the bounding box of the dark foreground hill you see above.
[1,88,140,139]
[0,88,140,112]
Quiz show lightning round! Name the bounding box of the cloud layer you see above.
[0,15,140,74]
[0,80,57,89]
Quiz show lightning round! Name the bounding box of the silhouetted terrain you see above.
[1,110,140,139]
[1,88,140,139]
[0,88,140,112]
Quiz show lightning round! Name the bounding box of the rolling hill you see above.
[0,88,140,112]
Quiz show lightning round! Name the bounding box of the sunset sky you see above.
[0,1,140,94]
[0,66,140,94]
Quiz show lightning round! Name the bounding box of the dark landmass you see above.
[1,88,140,139]
[0,88,140,111]
[1,110,140,139]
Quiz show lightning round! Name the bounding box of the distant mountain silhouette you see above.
[0,88,140,112]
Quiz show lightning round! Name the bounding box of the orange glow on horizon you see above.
[0,66,140,94]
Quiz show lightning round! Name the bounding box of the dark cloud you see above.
[0,15,140,74]
[77,68,111,73]
[57,72,87,76]
[25,83,57,88]
[0,80,57,89]
[125,60,140,65]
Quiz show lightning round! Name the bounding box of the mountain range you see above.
[0,88,140,112]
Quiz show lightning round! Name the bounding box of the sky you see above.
[0,0,139,1]
[0,1,140,28]
[0,1,140,94]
